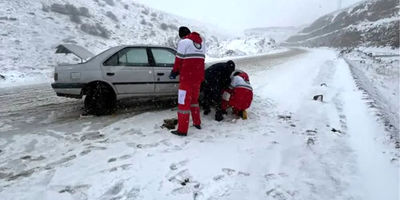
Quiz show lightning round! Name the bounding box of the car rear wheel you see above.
[84,82,116,116]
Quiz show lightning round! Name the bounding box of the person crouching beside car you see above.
[200,60,235,122]
[169,26,206,136]
[221,70,253,120]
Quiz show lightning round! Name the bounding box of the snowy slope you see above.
[286,0,400,48]
[244,26,301,43]
[0,49,398,200]
[207,35,277,57]
[0,0,277,87]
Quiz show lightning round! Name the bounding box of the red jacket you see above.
[222,72,253,111]
[172,32,205,85]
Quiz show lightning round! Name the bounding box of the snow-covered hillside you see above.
[207,35,277,57]
[286,0,399,48]
[0,0,277,87]
[244,26,301,43]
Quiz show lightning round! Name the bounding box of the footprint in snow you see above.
[106,164,132,173]
[222,168,236,176]
[80,131,105,142]
[127,142,160,149]
[213,175,225,181]
[20,155,46,161]
[119,154,132,160]
[7,168,36,181]
[44,155,77,169]
[58,184,90,194]
[99,181,124,200]
[167,169,202,192]
[169,159,189,171]
[80,149,91,156]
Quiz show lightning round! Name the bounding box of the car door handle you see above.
[157,73,165,76]
[106,72,115,76]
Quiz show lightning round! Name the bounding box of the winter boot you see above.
[194,125,201,129]
[238,110,248,120]
[171,130,187,137]
[242,110,248,120]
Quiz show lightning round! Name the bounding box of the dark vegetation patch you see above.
[80,23,111,39]
[46,3,91,24]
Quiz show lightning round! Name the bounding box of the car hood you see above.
[56,44,95,61]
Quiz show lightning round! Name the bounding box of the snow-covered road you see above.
[0,49,398,200]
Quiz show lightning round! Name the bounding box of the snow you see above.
[334,58,399,200]
[343,48,399,136]
[206,35,277,58]
[244,27,301,44]
[205,48,289,63]
[1,49,398,199]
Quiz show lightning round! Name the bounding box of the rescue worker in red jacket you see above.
[169,26,206,136]
[221,70,253,119]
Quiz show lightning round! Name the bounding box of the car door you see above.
[102,47,155,96]
[150,48,179,95]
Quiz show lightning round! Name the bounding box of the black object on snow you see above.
[313,94,324,102]
[331,128,342,133]
[162,118,178,130]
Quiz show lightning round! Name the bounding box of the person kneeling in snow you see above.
[221,71,253,119]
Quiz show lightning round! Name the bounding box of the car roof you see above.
[114,45,175,49]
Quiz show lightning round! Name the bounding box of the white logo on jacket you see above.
[176,38,206,59]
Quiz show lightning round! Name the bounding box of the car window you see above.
[151,48,175,66]
[104,52,119,66]
[104,48,149,66]
[119,48,149,66]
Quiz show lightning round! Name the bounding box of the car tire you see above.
[84,83,116,116]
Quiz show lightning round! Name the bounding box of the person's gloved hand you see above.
[169,71,179,79]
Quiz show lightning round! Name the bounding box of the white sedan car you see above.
[52,44,179,115]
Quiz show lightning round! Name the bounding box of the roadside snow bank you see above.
[342,47,399,138]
